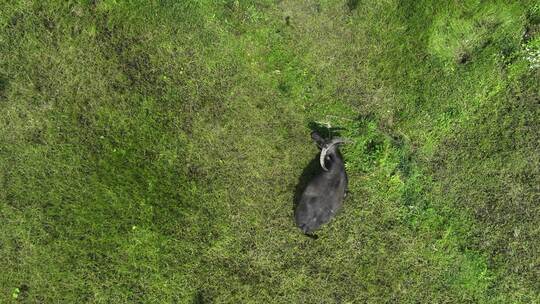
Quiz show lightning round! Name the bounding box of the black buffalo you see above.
[295,132,348,234]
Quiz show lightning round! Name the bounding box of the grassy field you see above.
[1,0,539,303]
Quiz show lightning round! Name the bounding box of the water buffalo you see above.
[295,131,348,234]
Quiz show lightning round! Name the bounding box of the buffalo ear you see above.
[311,131,326,148]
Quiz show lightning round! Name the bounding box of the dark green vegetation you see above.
[1,0,539,302]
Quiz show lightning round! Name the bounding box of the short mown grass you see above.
[1,1,539,303]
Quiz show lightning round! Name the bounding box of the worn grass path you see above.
[1,1,539,303]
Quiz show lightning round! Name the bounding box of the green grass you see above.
[1,0,539,302]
